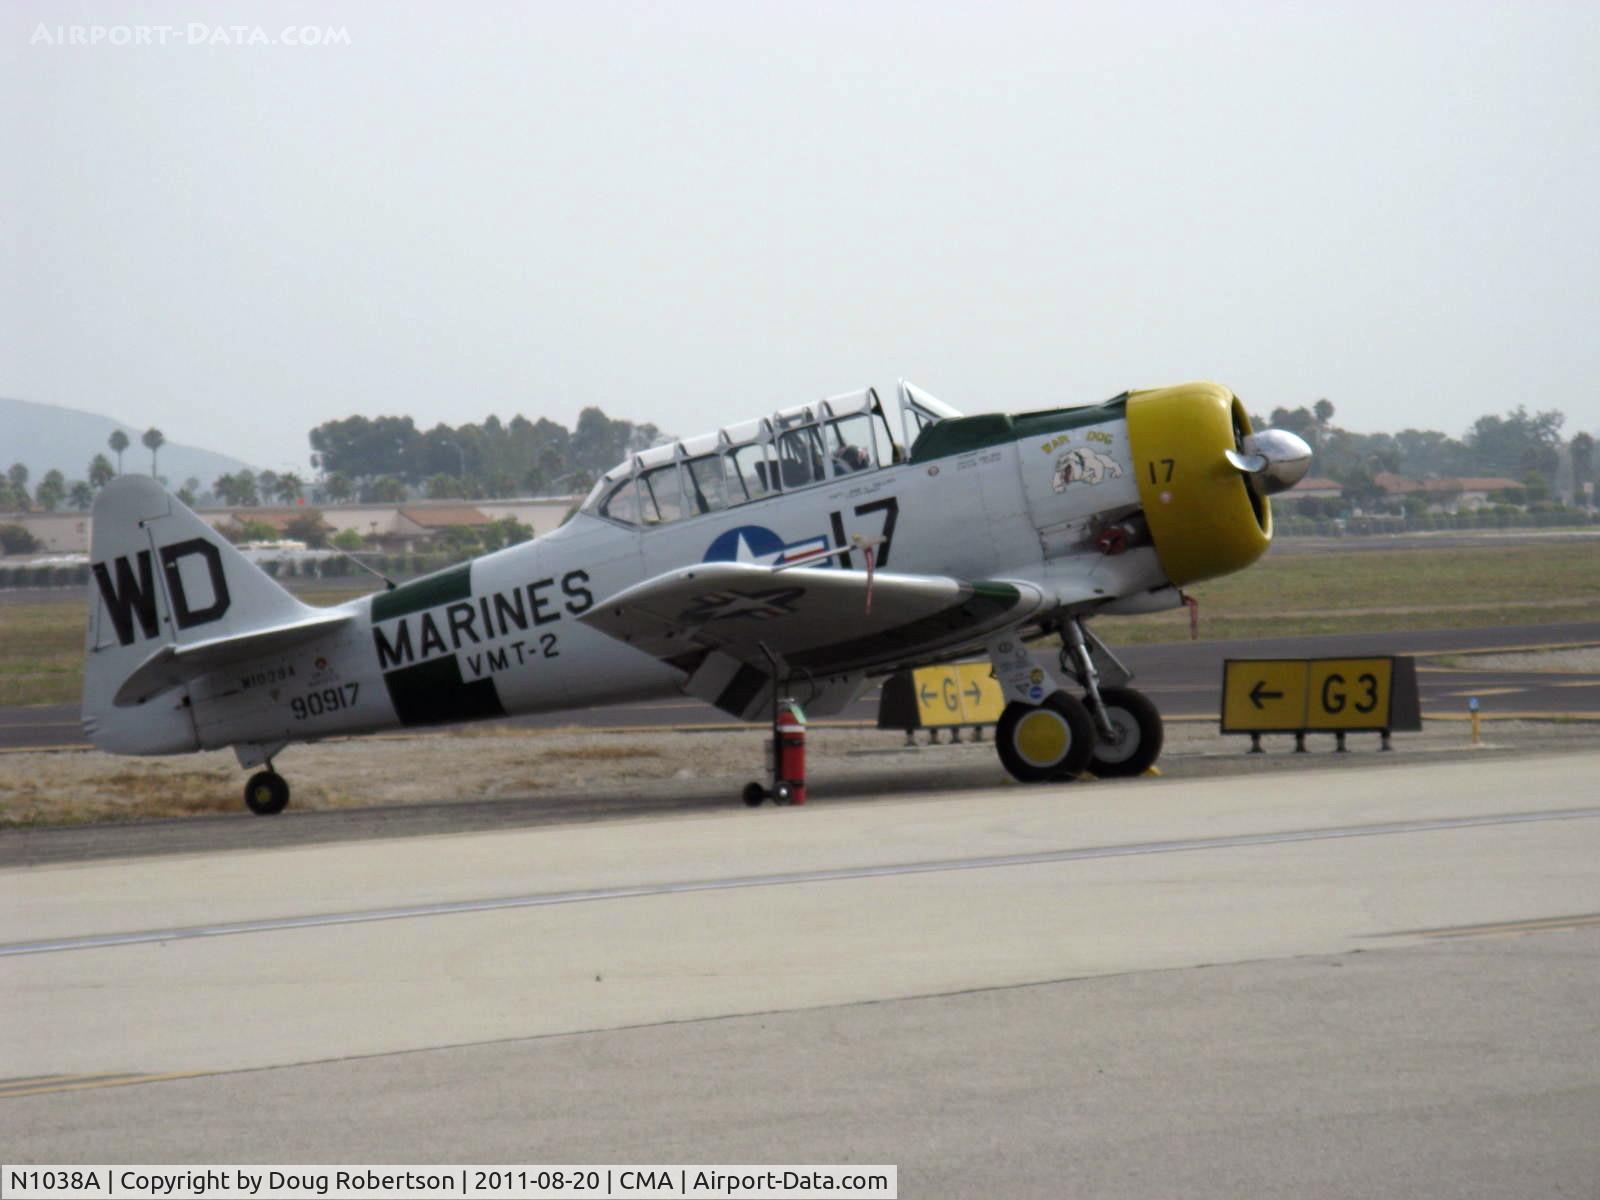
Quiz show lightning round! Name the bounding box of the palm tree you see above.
[35,470,66,512]
[6,463,28,509]
[108,431,129,474]
[213,471,260,507]
[87,454,115,489]
[141,428,165,477]
[274,473,305,505]
[322,472,353,504]
[69,480,94,510]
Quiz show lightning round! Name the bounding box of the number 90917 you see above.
[290,682,359,720]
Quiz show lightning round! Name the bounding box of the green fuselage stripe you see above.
[381,654,506,726]
[370,563,472,623]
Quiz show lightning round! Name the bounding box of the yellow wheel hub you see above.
[1014,709,1069,768]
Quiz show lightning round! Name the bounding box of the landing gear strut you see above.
[244,766,290,816]
[1060,619,1164,777]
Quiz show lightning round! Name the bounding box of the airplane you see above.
[82,380,1312,814]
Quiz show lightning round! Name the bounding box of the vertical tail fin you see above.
[83,476,313,754]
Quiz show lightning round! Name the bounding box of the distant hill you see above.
[0,397,258,488]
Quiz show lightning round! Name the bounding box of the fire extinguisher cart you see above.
[743,694,807,807]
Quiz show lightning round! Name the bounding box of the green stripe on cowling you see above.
[1009,394,1129,440]
[787,582,1022,671]
[371,563,472,622]
[382,654,506,726]
[908,395,1129,464]
[908,413,1015,463]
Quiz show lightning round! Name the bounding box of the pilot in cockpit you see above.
[831,444,871,475]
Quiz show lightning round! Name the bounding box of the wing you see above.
[579,562,1049,717]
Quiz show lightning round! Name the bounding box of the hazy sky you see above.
[4,1,1597,475]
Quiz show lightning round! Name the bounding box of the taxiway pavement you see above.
[2,750,1598,1195]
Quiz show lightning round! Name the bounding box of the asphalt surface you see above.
[3,752,1597,1196]
[6,620,1598,752]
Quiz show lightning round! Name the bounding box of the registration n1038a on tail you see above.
[83,380,1310,813]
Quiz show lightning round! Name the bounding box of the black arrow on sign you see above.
[964,682,982,703]
[919,683,937,705]
[1249,680,1284,709]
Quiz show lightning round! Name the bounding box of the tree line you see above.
[1,428,168,512]
[305,406,663,503]
[1252,401,1596,512]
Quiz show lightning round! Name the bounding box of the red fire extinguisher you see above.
[774,699,807,805]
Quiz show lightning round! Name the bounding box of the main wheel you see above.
[995,692,1095,783]
[742,781,767,807]
[1086,686,1164,778]
[244,770,290,816]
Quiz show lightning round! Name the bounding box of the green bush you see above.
[0,523,40,554]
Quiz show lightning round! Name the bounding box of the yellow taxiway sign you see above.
[1306,657,1395,730]
[1221,659,1310,733]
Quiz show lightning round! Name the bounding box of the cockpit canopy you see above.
[580,382,960,527]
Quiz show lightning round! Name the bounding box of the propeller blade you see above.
[1225,449,1268,473]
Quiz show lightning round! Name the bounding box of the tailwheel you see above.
[1086,686,1164,778]
[995,691,1095,783]
[244,770,290,816]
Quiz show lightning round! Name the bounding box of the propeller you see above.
[1226,427,1312,496]
[1224,447,1269,474]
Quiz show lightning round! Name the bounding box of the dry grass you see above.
[1096,541,1600,644]
[1440,647,1600,673]
[1198,540,1600,612]
[0,761,348,825]
[0,604,87,707]
[0,727,763,827]
[537,744,664,762]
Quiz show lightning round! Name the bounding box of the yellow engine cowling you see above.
[1125,381,1271,587]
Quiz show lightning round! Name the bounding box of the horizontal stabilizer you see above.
[113,610,353,707]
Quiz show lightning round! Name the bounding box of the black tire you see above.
[1087,686,1164,778]
[742,781,767,807]
[244,770,290,816]
[995,691,1096,783]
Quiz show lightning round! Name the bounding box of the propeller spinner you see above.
[1225,428,1312,495]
